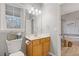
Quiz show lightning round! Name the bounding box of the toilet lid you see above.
[9,51,24,56]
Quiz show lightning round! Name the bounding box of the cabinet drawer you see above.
[32,39,40,46]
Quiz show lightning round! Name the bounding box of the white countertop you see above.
[25,34,50,40]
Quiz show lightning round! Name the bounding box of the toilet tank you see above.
[6,39,22,54]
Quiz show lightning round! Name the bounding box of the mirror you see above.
[25,3,43,36]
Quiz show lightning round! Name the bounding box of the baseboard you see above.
[48,52,55,56]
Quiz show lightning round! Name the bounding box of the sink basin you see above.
[25,34,50,40]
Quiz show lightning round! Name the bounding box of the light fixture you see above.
[29,10,31,14]
[35,9,38,13]
[28,7,42,16]
[32,11,35,15]
[31,7,34,11]
[39,10,41,14]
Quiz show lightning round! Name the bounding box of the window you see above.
[6,4,22,28]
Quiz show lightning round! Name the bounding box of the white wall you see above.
[0,3,25,56]
[0,4,6,30]
[61,3,79,42]
[0,32,8,56]
[26,20,32,35]
[62,11,79,41]
[0,4,8,56]
[61,3,79,15]
[36,3,61,56]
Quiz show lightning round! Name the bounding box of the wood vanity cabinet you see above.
[26,37,50,56]
[32,39,43,56]
[41,37,50,56]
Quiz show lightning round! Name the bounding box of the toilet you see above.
[6,39,24,56]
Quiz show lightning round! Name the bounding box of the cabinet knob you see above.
[25,40,32,45]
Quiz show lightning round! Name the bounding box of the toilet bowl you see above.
[9,51,24,56]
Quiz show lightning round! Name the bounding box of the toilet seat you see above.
[9,51,24,56]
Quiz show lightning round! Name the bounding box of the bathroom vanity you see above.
[25,35,50,56]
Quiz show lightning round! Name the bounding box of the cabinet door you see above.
[41,37,50,56]
[26,42,32,56]
[32,40,42,56]
[43,41,50,56]
[32,44,42,56]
